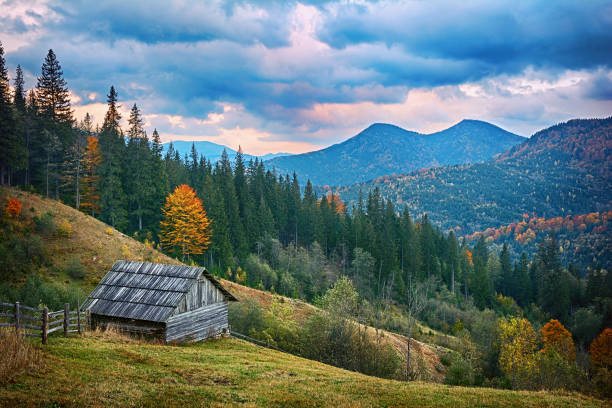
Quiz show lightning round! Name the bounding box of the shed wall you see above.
[165,302,228,343]
[91,314,164,337]
[173,277,226,315]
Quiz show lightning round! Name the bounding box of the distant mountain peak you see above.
[267,119,524,186]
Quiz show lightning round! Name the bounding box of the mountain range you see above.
[335,117,612,240]
[162,140,290,163]
[267,119,525,186]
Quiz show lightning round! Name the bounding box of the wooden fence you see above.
[231,330,290,354]
[0,301,88,344]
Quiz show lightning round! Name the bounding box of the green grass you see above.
[0,334,606,408]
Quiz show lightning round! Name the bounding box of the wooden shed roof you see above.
[87,260,237,323]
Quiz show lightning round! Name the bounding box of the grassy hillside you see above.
[0,332,606,408]
[0,187,445,380]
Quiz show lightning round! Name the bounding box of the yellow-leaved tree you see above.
[160,184,212,260]
[498,317,538,389]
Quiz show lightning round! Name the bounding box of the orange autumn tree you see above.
[590,328,612,369]
[80,135,102,217]
[160,184,212,260]
[541,319,575,362]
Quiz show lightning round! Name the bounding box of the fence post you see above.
[77,300,81,335]
[63,303,69,337]
[42,307,48,345]
[14,301,20,333]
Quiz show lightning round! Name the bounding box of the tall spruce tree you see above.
[98,86,127,228]
[0,41,22,185]
[149,129,169,239]
[124,103,153,233]
[36,49,73,198]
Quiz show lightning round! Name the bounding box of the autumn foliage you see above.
[4,198,22,217]
[498,317,538,389]
[80,135,102,216]
[325,193,345,214]
[541,319,575,362]
[160,184,212,259]
[590,328,612,369]
[465,211,612,245]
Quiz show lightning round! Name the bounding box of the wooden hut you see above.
[86,260,237,342]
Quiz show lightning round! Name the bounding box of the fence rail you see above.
[0,301,88,344]
[231,330,285,353]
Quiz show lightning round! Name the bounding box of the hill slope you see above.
[336,118,612,236]
[0,187,444,380]
[464,211,612,270]
[267,119,524,186]
[0,334,605,408]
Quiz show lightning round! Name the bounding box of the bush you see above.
[445,356,471,386]
[5,198,22,218]
[34,212,55,235]
[0,328,43,383]
[65,256,85,280]
[56,220,72,238]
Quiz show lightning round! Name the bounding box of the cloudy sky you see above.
[2,0,612,155]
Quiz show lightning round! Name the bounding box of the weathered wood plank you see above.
[18,314,41,322]
[25,333,42,338]
[21,324,42,330]
[0,322,13,327]
[19,304,43,312]
[0,312,13,318]
[47,326,63,334]
[0,302,14,307]
[165,302,228,342]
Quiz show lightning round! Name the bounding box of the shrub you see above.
[34,212,55,235]
[56,220,72,238]
[65,256,85,280]
[0,328,43,383]
[445,356,471,386]
[5,198,22,218]
[121,244,130,259]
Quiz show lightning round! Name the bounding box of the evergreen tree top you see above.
[0,41,10,106]
[13,65,26,111]
[102,86,121,131]
[36,48,73,124]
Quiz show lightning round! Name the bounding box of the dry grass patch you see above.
[0,329,43,383]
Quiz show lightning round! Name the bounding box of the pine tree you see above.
[0,41,22,185]
[500,243,512,296]
[471,236,492,308]
[513,252,532,306]
[62,114,89,208]
[124,104,153,233]
[149,129,169,239]
[538,235,570,322]
[12,64,28,186]
[98,86,127,228]
[36,49,73,198]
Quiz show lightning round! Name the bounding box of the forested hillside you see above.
[464,211,612,271]
[267,120,524,186]
[336,118,612,235]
